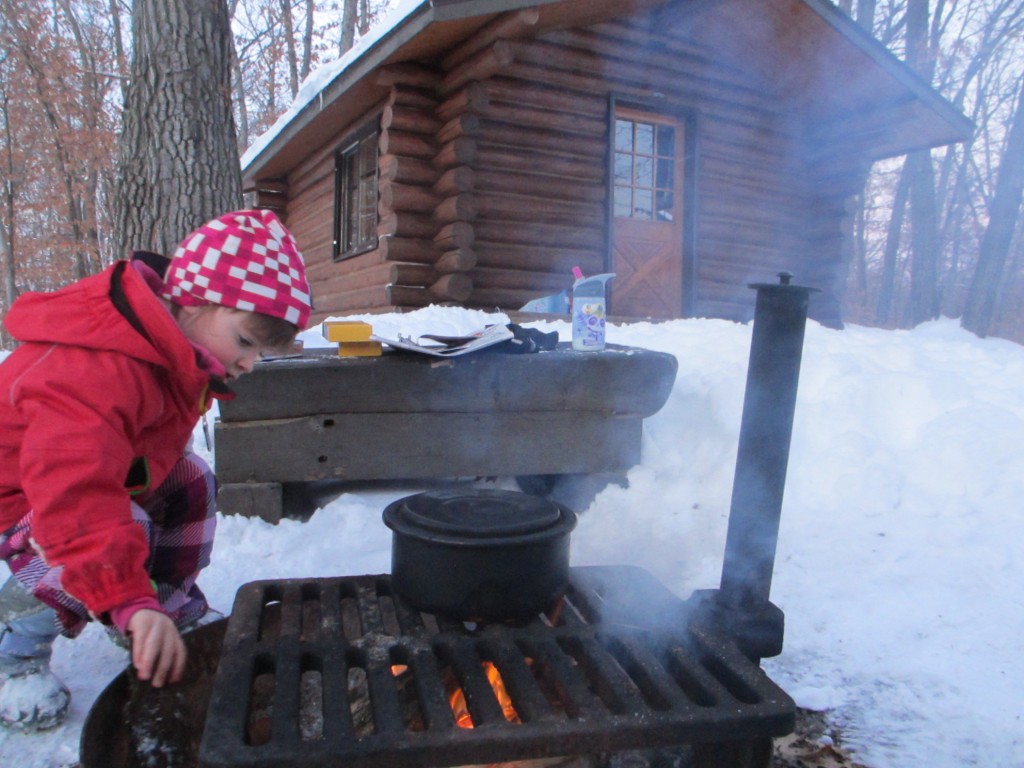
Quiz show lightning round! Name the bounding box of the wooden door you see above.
[611,108,685,318]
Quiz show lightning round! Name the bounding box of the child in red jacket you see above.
[0,209,311,730]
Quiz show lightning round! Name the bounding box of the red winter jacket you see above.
[0,261,228,618]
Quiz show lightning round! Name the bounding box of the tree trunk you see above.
[855,0,876,30]
[230,32,249,150]
[962,74,1024,336]
[905,149,941,325]
[114,0,242,259]
[0,218,12,300]
[279,0,299,97]
[340,0,357,56]
[108,0,129,103]
[301,0,314,82]
[903,0,941,326]
[875,162,910,326]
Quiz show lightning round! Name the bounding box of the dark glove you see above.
[495,323,560,354]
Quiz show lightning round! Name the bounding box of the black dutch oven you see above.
[383,489,577,622]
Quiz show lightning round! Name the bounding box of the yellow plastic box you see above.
[323,321,373,343]
[338,341,383,357]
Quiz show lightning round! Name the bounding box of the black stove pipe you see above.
[690,273,815,661]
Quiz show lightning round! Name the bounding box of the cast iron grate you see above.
[199,566,794,768]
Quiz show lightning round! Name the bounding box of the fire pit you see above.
[199,567,794,768]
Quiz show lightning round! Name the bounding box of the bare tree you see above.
[0,51,20,317]
[114,0,242,258]
[300,0,314,81]
[876,163,911,325]
[108,0,130,102]
[962,73,1024,335]
[903,0,942,325]
[340,0,357,55]
[279,0,299,96]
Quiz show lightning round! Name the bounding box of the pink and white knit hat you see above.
[161,209,312,328]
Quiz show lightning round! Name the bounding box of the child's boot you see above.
[0,578,70,731]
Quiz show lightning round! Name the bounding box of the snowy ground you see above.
[2,307,1023,767]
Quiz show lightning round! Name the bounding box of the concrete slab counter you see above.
[214,343,677,522]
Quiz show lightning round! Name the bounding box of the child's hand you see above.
[127,609,187,687]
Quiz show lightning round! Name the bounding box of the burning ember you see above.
[449,661,521,728]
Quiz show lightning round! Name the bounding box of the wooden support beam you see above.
[380,180,439,214]
[481,78,607,117]
[478,100,606,137]
[385,266,473,302]
[381,105,442,135]
[390,263,438,286]
[472,265,572,292]
[434,166,475,196]
[436,83,489,123]
[430,272,473,301]
[378,236,438,264]
[248,178,289,194]
[435,247,477,273]
[434,137,477,169]
[475,192,604,225]
[442,8,540,71]
[475,145,604,182]
[473,219,605,250]
[376,63,442,89]
[434,221,475,250]
[474,241,602,274]
[314,260,393,292]
[440,41,515,96]
[378,211,438,239]
[386,83,439,111]
[434,194,479,223]
[253,190,288,211]
[477,119,606,157]
[475,168,604,203]
[379,128,437,159]
[313,278,391,314]
[379,154,438,186]
[216,411,642,483]
[438,114,480,144]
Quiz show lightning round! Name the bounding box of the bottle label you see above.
[573,299,606,349]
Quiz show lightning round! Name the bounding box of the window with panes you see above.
[333,123,379,260]
[613,118,676,222]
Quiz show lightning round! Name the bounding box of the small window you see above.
[613,117,676,222]
[333,122,379,260]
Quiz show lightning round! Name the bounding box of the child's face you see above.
[176,305,266,379]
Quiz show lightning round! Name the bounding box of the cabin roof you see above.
[241,0,972,185]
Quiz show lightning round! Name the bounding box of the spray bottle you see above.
[571,272,615,351]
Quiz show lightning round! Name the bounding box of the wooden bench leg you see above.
[217,482,284,524]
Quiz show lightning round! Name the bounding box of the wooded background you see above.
[1,0,1022,343]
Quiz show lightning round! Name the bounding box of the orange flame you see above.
[450,662,520,728]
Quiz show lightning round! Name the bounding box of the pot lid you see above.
[383,489,575,541]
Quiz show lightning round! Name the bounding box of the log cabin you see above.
[240,0,972,327]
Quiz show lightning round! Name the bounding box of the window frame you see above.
[332,120,380,262]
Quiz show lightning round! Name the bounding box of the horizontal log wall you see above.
[423,10,855,322]
[437,52,611,307]
[267,6,860,325]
